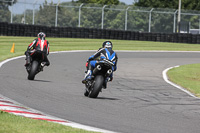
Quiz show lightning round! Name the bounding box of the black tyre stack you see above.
[0,22,200,44]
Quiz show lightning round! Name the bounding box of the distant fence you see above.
[1,0,200,34]
[0,22,200,44]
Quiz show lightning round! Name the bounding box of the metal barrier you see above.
[1,0,200,34]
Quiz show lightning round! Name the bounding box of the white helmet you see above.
[102,41,113,49]
[37,32,46,39]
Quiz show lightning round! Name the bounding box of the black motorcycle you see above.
[26,50,46,80]
[84,59,114,98]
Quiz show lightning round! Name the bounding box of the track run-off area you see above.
[1,51,200,133]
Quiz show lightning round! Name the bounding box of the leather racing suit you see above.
[25,37,50,66]
[84,47,118,82]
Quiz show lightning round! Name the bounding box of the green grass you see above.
[167,64,200,97]
[0,111,97,133]
[1,36,200,132]
[1,36,200,61]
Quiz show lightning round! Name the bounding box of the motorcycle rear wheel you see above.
[28,61,38,80]
[89,75,104,98]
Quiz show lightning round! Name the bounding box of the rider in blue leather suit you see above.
[82,41,118,88]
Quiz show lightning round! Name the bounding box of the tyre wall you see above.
[0,22,200,44]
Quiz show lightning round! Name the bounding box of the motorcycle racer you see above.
[25,32,50,67]
[82,41,118,88]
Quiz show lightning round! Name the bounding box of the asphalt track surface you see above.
[1,51,200,133]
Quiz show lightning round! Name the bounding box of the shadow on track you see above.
[30,79,51,82]
[95,97,120,100]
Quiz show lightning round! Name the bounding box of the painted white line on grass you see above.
[162,66,200,99]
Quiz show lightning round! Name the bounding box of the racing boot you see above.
[103,77,109,89]
[103,77,113,89]
[102,80,107,89]
[24,56,31,67]
[40,62,46,71]
[82,70,92,84]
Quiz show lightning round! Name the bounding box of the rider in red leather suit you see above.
[25,32,50,66]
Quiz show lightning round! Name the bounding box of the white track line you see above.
[162,66,200,99]
[0,55,25,68]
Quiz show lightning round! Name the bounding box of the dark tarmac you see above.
[1,51,200,133]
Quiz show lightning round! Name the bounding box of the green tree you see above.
[57,6,78,27]
[74,0,126,29]
[81,4,102,28]
[103,6,125,30]
[134,0,200,33]
[135,0,200,11]
[0,0,17,22]
[127,9,149,32]
[0,0,17,7]
[35,0,56,26]
[75,0,120,5]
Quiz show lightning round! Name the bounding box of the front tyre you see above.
[28,61,38,80]
[89,75,104,98]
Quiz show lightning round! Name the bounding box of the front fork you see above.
[85,79,96,92]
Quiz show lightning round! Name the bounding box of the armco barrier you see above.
[0,22,200,44]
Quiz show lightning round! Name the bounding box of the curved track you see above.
[1,51,200,133]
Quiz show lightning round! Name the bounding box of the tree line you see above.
[1,0,200,33]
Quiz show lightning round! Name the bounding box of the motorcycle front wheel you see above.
[28,61,39,80]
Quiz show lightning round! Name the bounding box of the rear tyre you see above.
[89,75,104,98]
[28,61,38,80]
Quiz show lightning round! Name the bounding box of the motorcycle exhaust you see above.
[93,65,101,75]
[97,65,101,70]
[107,69,112,75]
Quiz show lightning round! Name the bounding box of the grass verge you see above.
[167,64,200,97]
[1,36,200,61]
[0,111,96,133]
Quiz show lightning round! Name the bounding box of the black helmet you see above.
[102,41,112,49]
[37,32,46,39]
